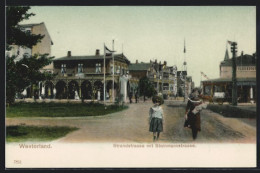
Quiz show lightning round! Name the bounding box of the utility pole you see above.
[231,41,237,106]
[112,40,115,103]
[183,39,187,102]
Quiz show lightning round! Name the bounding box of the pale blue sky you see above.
[19,6,256,86]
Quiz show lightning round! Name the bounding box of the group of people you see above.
[148,88,207,141]
[129,91,139,103]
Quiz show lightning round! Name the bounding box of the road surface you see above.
[6,100,256,143]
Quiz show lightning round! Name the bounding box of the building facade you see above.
[40,50,131,101]
[129,60,178,98]
[202,49,256,103]
[7,22,54,72]
[177,71,193,98]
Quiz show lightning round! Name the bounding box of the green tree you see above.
[6,6,44,50]
[6,6,54,104]
[178,87,183,97]
[138,76,157,102]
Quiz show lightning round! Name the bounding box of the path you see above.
[6,100,256,143]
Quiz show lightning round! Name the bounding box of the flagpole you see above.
[183,38,186,102]
[112,40,115,103]
[103,43,106,103]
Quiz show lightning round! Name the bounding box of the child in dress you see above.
[149,96,164,141]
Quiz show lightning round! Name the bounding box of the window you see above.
[78,64,83,73]
[6,51,11,57]
[117,66,121,74]
[96,63,101,73]
[115,65,118,74]
[110,63,114,74]
[61,64,66,74]
[26,30,31,34]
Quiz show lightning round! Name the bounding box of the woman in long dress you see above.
[184,89,206,140]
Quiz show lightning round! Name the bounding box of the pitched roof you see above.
[19,22,54,45]
[19,23,42,28]
[220,54,256,66]
[53,53,130,64]
[128,63,151,71]
[224,48,229,60]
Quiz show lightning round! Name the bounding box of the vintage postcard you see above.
[5,6,256,168]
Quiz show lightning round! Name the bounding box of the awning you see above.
[202,78,256,86]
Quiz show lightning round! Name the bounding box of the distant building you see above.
[177,71,193,98]
[7,22,54,99]
[202,48,256,103]
[129,60,177,97]
[40,50,131,101]
[7,22,54,72]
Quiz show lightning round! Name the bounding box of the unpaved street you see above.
[6,101,256,143]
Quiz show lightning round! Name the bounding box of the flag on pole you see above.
[227,40,233,45]
[105,45,115,56]
[200,71,209,80]
[103,44,115,102]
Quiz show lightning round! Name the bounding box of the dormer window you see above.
[96,63,101,73]
[78,63,83,73]
[61,64,66,74]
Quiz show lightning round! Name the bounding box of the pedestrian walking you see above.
[135,91,138,103]
[149,96,164,142]
[129,91,133,103]
[184,88,207,140]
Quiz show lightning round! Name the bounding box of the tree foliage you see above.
[138,76,157,100]
[6,6,54,104]
[178,87,183,97]
[6,6,44,50]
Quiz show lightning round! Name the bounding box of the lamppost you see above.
[230,41,238,106]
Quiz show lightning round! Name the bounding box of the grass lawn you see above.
[6,125,78,142]
[6,102,128,117]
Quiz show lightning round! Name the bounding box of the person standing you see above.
[129,91,133,103]
[149,96,164,141]
[97,91,100,101]
[135,91,138,103]
[184,89,206,140]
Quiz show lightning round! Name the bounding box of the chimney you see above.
[136,60,138,64]
[241,51,244,56]
[253,53,256,60]
[155,59,157,63]
[96,49,100,56]
[164,61,167,66]
[252,53,256,64]
[67,51,71,57]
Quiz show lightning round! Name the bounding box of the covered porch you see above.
[202,78,256,103]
